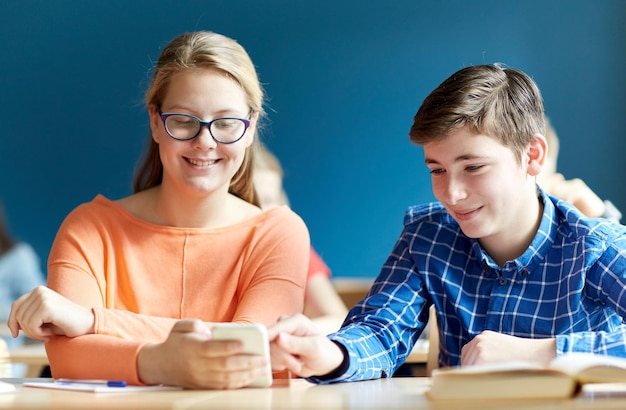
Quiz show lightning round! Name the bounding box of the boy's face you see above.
[423,127,539,244]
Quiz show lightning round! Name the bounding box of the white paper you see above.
[23,381,181,393]
[0,381,16,394]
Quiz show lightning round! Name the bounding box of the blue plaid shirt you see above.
[312,188,626,384]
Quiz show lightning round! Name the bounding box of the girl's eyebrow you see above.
[163,104,248,117]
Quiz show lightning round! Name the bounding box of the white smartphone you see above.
[211,323,273,388]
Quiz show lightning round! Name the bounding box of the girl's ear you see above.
[243,111,259,148]
[526,133,547,177]
[148,104,161,143]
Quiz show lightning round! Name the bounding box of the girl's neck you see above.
[147,184,261,229]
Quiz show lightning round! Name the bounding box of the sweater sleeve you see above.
[215,207,310,326]
[46,206,183,342]
[44,204,183,383]
[45,335,146,385]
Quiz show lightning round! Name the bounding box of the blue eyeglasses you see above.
[157,107,252,144]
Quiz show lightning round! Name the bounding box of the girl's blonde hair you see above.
[134,31,265,205]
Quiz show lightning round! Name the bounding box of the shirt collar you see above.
[474,185,558,274]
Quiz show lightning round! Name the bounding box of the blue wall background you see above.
[1,1,625,279]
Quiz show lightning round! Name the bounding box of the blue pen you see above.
[56,379,127,387]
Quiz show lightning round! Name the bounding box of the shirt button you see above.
[499,278,508,285]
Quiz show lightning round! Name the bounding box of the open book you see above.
[427,353,626,401]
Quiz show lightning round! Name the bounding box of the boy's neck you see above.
[479,195,544,266]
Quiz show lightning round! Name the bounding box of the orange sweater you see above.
[45,195,309,384]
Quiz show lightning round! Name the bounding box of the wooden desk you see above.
[2,377,626,409]
[8,343,48,377]
[333,277,374,308]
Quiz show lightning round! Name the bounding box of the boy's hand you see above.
[268,314,345,378]
[461,330,556,366]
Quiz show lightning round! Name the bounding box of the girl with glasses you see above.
[8,31,310,390]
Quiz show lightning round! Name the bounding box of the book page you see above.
[549,353,626,383]
[432,361,544,376]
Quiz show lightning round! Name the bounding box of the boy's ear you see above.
[526,133,547,176]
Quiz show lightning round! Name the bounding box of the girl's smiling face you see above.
[149,68,256,199]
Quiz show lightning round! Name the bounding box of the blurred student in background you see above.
[0,199,45,375]
[538,116,621,223]
[254,144,349,334]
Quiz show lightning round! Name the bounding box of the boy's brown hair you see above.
[409,64,545,163]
